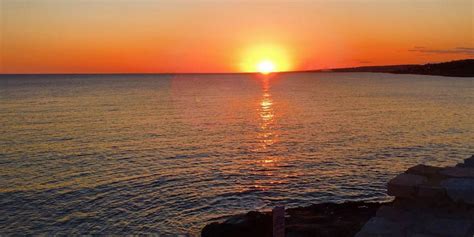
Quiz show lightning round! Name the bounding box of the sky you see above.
[1,0,473,73]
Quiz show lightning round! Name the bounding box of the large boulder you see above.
[387,173,428,198]
[201,201,383,237]
[417,184,446,199]
[406,165,442,177]
[423,217,474,237]
[440,167,474,179]
[355,217,407,237]
[201,211,272,237]
[375,206,416,224]
[440,178,474,204]
[463,155,474,167]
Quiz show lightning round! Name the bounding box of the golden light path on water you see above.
[251,75,292,193]
[259,77,276,150]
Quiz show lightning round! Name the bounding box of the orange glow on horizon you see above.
[1,1,472,74]
[240,44,293,73]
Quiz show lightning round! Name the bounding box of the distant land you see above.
[0,59,473,77]
[316,59,474,77]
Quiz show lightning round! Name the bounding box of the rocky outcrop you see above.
[201,202,384,237]
[356,155,474,237]
[201,155,474,237]
[201,211,272,237]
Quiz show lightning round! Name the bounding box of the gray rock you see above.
[440,178,474,204]
[417,185,446,199]
[407,233,439,237]
[406,165,442,176]
[423,218,474,237]
[376,206,416,224]
[407,233,438,237]
[355,217,406,237]
[440,167,474,179]
[388,173,428,198]
[464,155,474,167]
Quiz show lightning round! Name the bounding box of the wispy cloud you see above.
[409,47,474,55]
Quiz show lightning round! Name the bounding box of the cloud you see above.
[409,47,474,55]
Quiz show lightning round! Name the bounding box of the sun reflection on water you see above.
[258,77,277,149]
[248,76,288,194]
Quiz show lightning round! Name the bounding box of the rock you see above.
[201,211,272,237]
[285,201,383,237]
[202,201,384,237]
[203,156,474,237]
[376,206,416,224]
[417,184,446,199]
[406,165,442,177]
[440,167,474,179]
[423,218,474,237]
[388,174,428,198]
[406,232,439,237]
[440,178,474,204]
[355,217,406,237]
[463,155,474,167]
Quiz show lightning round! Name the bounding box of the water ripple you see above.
[0,73,473,234]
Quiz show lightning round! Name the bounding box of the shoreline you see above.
[1,59,472,77]
[201,155,474,237]
[202,201,389,237]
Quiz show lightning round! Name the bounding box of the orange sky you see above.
[1,0,473,73]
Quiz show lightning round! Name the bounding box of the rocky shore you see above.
[201,155,474,237]
[356,156,474,237]
[202,201,385,237]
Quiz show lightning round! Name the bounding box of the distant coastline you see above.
[1,59,472,77]
[316,59,474,77]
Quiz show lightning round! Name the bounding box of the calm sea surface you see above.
[0,73,473,235]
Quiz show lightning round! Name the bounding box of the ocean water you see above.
[0,72,473,235]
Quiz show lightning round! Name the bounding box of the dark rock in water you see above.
[441,178,474,204]
[201,211,272,237]
[406,164,442,177]
[464,155,474,167]
[285,202,384,237]
[387,173,428,199]
[201,201,385,237]
[440,167,474,179]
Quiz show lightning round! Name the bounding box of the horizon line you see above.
[1,58,471,76]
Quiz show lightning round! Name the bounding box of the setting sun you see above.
[240,44,293,73]
[257,60,275,74]
[1,0,474,235]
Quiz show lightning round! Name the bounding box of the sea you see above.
[0,72,472,235]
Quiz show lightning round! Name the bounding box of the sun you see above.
[257,60,276,74]
[240,44,293,73]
